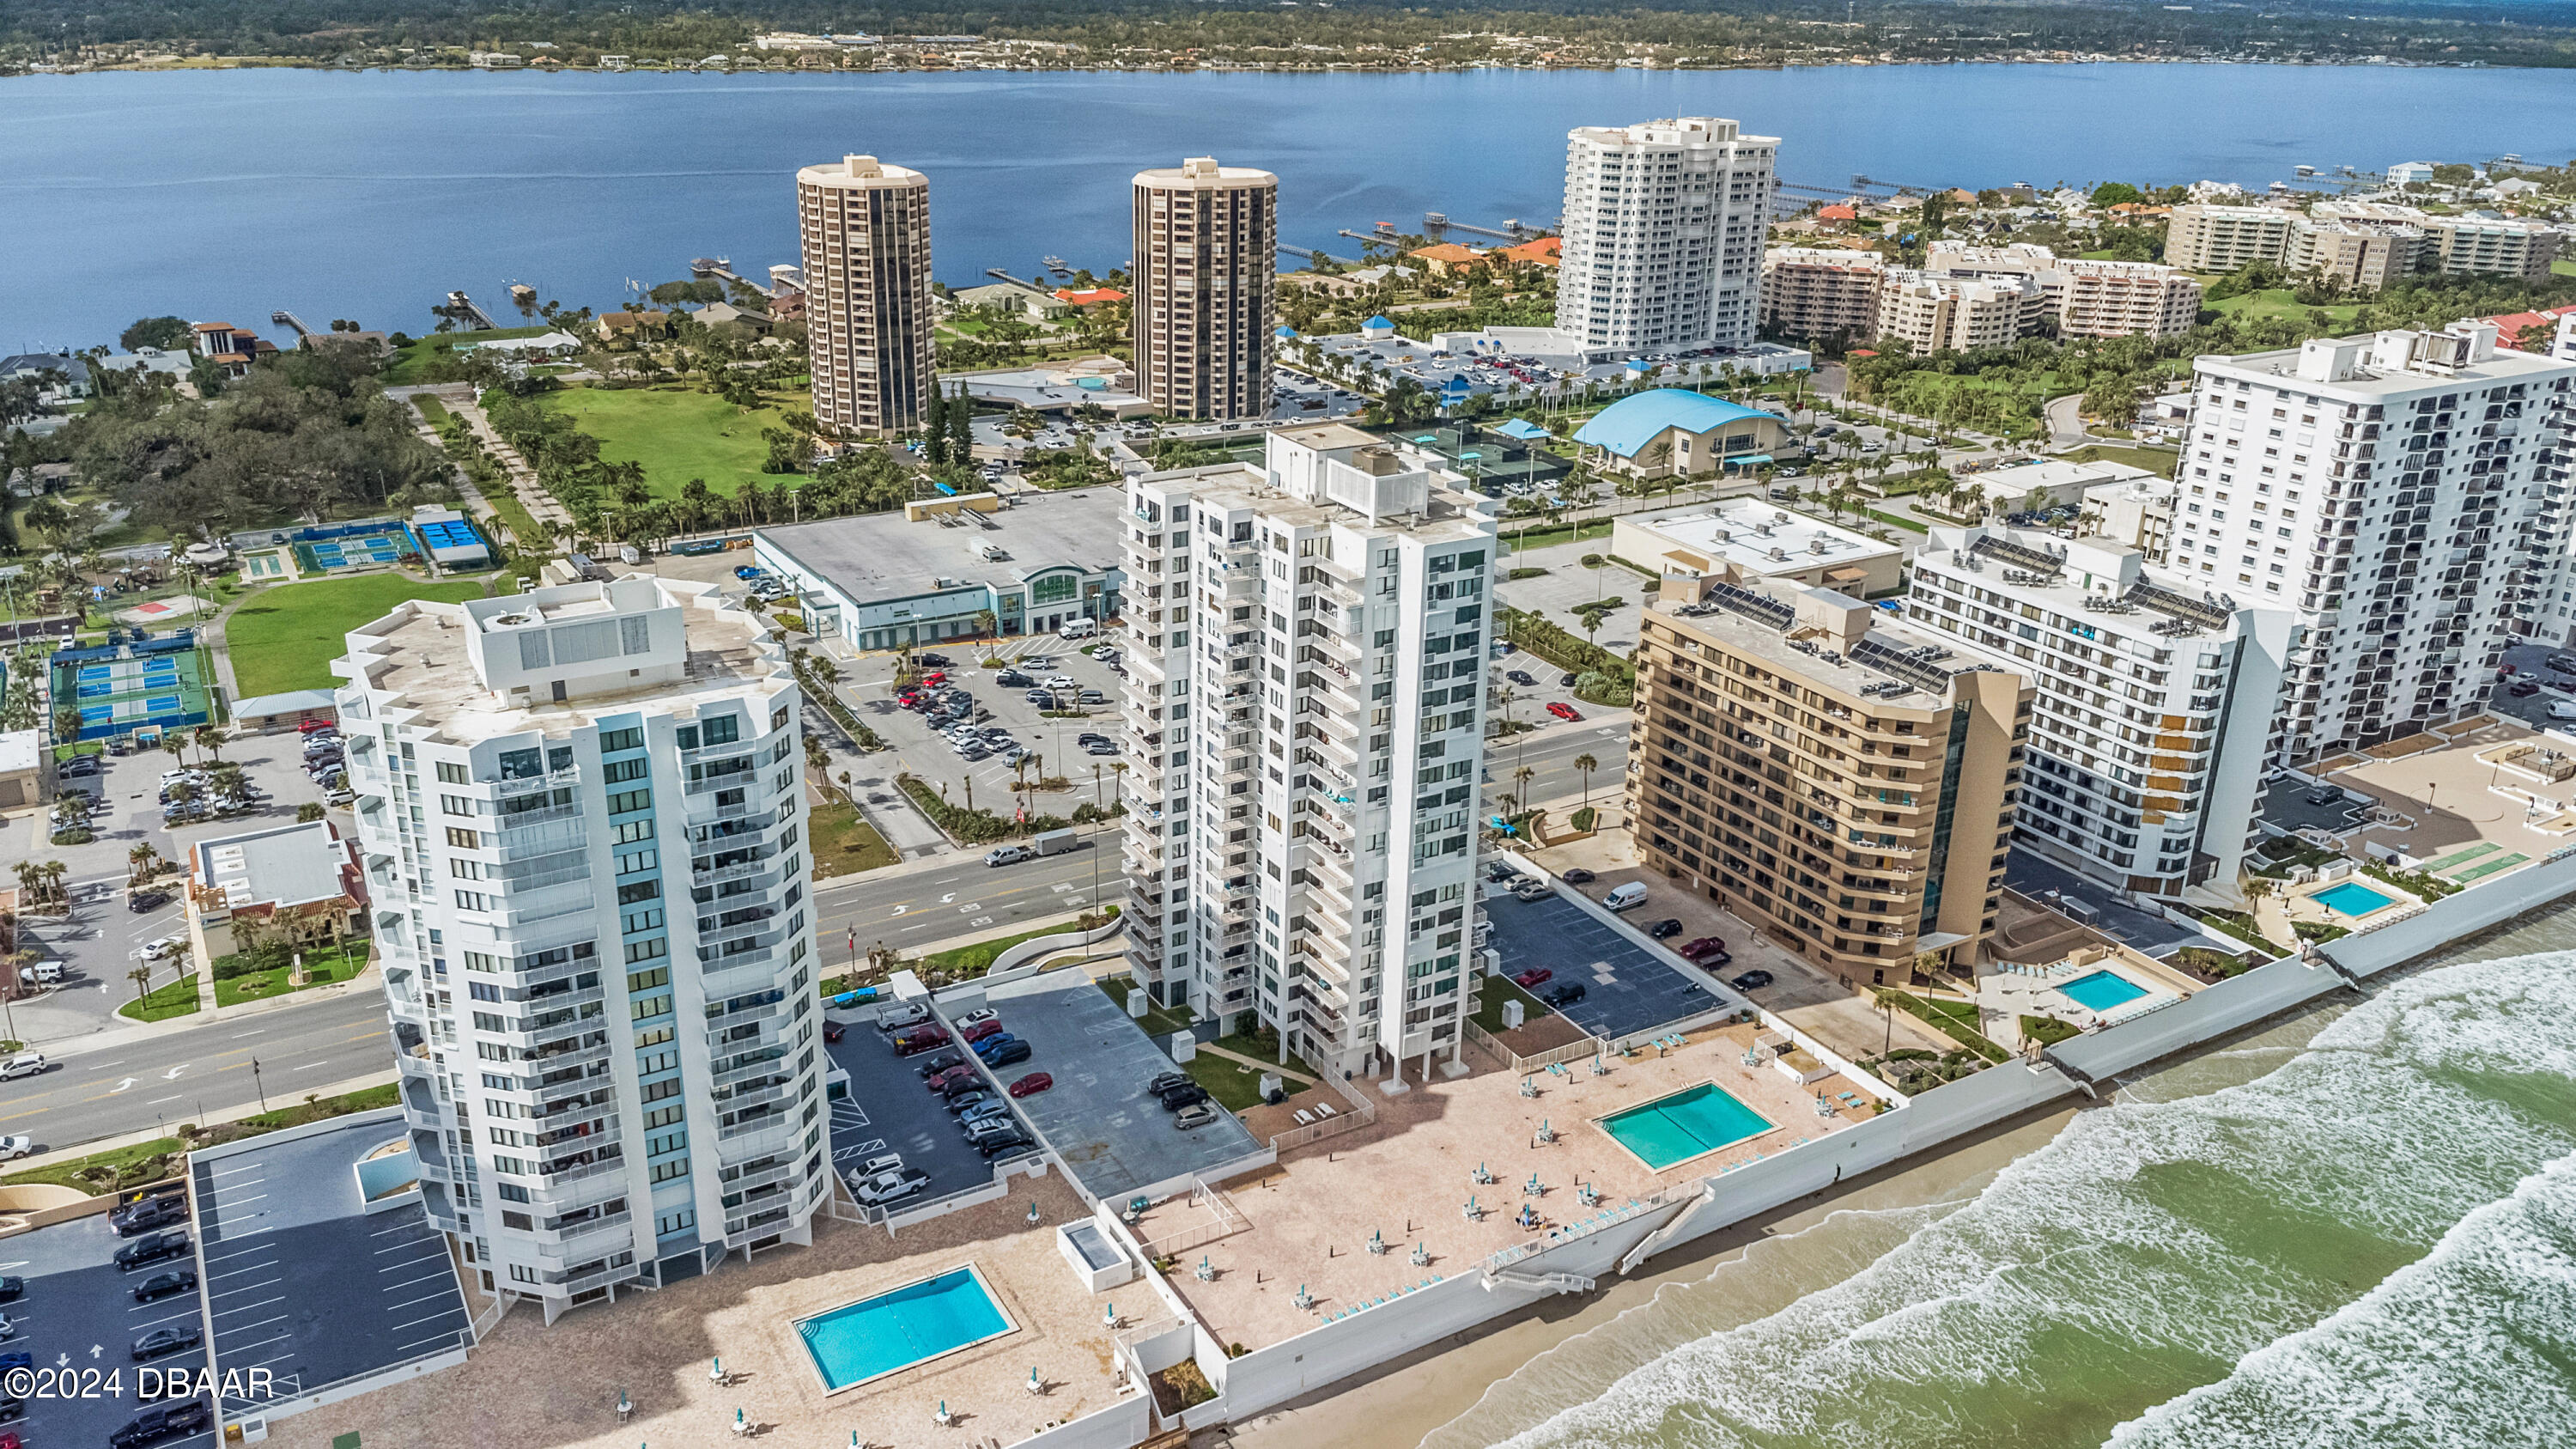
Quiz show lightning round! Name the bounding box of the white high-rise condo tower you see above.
[1556,117,1777,356]
[798,154,933,438]
[337,575,829,1323]
[1120,425,1501,1082]
[2176,320,2576,758]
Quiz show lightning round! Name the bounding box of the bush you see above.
[2020,1014,2080,1047]
[49,828,94,845]
[1506,566,1549,580]
[1571,670,1633,707]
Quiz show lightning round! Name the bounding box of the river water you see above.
[7,63,2576,349]
[1420,909,2576,1449]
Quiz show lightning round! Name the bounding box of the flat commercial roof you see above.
[759,490,1126,606]
[1631,498,1900,578]
[192,1110,474,1422]
[191,819,356,910]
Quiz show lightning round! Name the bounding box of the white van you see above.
[1602,881,1649,912]
[1059,618,1100,640]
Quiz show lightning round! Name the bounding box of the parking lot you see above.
[822,1008,1029,1208]
[839,635,1133,825]
[1480,885,1728,1041]
[189,1111,474,1419]
[972,973,1264,1202]
[2487,641,2576,732]
[3,1204,216,1449]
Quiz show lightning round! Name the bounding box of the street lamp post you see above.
[251,1057,267,1112]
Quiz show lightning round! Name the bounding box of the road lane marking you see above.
[148,1094,181,1104]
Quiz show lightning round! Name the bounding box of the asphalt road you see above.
[1484,717,1633,810]
[0,988,389,1153]
[812,843,1125,962]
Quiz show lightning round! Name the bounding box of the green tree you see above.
[119,316,194,351]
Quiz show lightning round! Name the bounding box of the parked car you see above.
[959,1019,1006,1045]
[958,1098,1013,1129]
[1679,936,1727,960]
[132,1268,197,1303]
[893,1026,951,1056]
[1485,861,1519,884]
[877,1002,931,1033]
[996,670,1031,688]
[981,1039,1033,1069]
[1546,703,1583,722]
[1173,1102,1220,1132]
[110,1399,213,1448]
[970,1127,1036,1160]
[1044,675,1077,691]
[1145,1071,1193,1097]
[1512,967,1552,989]
[1728,970,1775,993]
[1157,1083,1211,1111]
[732,565,764,581]
[914,1050,966,1079]
[141,935,187,961]
[1647,918,1685,940]
[955,1008,999,1031]
[298,717,337,734]
[1558,673,1578,687]
[983,845,1032,867]
[1543,982,1588,1007]
[0,1277,19,1303]
[916,653,952,667]
[1008,1071,1054,1099]
[1505,669,1537,686]
[110,1194,187,1236]
[1509,879,1556,902]
[1025,689,1054,705]
[848,1167,931,1208]
[945,1091,994,1117]
[131,1324,203,1361]
[927,1064,978,1095]
[2511,680,2543,697]
[0,1054,47,1081]
[1561,868,1595,886]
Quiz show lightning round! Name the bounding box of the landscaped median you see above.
[0,1082,401,1193]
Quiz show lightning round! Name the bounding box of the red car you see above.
[1546,703,1582,722]
[1007,1072,1054,1099]
[959,1019,1006,1044]
[297,717,336,734]
[823,1022,845,1044]
[893,1026,951,1056]
[1513,967,1552,989]
[927,1064,977,1094]
[920,671,947,688]
[1679,936,1727,960]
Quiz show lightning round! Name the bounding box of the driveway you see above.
[838,636,1133,831]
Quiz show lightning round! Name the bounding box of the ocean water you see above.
[1425,920,2576,1449]
[9,63,2576,349]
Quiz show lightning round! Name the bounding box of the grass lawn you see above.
[117,973,202,1023]
[528,383,804,498]
[410,394,452,424]
[1097,974,1200,1037]
[1181,1053,1273,1112]
[1498,518,1615,555]
[211,942,369,1008]
[914,908,1109,980]
[226,574,495,696]
[2059,443,2179,479]
[2557,258,2576,278]
[809,800,902,877]
[2203,288,2366,326]
[1887,990,2006,1062]
[483,488,548,550]
[1472,973,1552,1034]
[381,326,557,385]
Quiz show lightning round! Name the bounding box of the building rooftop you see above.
[759,488,1127,602]
[337,575,784,745]
[1971,455,2158,502]
[1656,581,2018,709]
[2200,322,2576,395]
[1573,389,1784,459]
[1626,497,1901,580]
[1916,526,2257,636]
[191,819,361,911]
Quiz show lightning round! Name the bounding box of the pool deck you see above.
[1135,1020,1880,1351]
[258,1171,1136,1449]
[2303,715,2576,888]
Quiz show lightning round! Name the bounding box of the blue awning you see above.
[1722,454,1775,466]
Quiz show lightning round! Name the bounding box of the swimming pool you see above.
[1596,1082,1773,1171]
[2058,970,2150,1014]
[2313,880,2397,917]
[795,1265,1014,1392]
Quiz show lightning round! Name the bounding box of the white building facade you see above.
[1556,117,1777,358]
[337,576,829,1323]
[2178,321,2576,757]
[1119,425,1501,1081]
[1907,527,2294,898]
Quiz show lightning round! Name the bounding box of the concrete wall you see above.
[2043,955,2345,1080]
[1006,1391,1153,1449]
[2324,847,2576,979]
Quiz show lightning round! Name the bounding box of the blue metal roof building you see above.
[1571,389,1788,478]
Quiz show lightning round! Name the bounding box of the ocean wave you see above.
[2101,1148,2576,1449]
[1467,953,2576,1449]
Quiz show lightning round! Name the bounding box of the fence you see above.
[1463,1017,1607,1076]
[1267,1068,1378,1154]
[1133,1175,1253,1259]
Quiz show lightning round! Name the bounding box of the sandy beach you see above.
[1204,1104,2085,1449]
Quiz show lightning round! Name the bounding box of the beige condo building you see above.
[1132,156,1278,420]
[1627,581,2031,982]
[796,155,933,438]
[2165,204,2298,274]
[1927,244,2202,340]
[1759,247,1885,344]
[1876,271,2039,353]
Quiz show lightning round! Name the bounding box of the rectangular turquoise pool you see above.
[1596,1082,1773,1170]
[2313,880,2397,917]
[2058,970,2149,1013]
[796,1265,1013,1391]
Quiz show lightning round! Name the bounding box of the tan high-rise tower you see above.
[1132,156,1276,420]
[797,155,933,438]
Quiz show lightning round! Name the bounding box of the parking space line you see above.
[214,1294,287,1317]
[210,1275,283,1294]
[374,1236,437,1253]
[207,1162,264,1178]
[385,1288,459,1310]
[377,1253,451,1276]
[381,1269,455,1291]
[221,1313,293,1335]
[395,1330,466,1353]
[389,1308,465,1332]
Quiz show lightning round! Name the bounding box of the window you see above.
[617,880,660,905]
[622,907,665,934]
[453,890,492,911]
[507,1263,538,1284]
[599,727,644,753]
[702,713,740,746]
[439,795,477,817]
[497,747,543,780]
[635,1026,675,1050]
[644,1103,684,1129]
[649,1157,690,1184]
[656,1208,696,1236]
[615,848,659,875]
[612,819,654,845]
[647,1129,688,1157]
[603,758,648,784]
[446,827,482,849]
[606,788,652,815]
[436,762,469,784]
[626,965,671,993]
[630,992,674,1021]
[624,937,668,965]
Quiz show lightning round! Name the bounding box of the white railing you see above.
[1267,1068,1378,1154]
[1134,1174,1253,1258]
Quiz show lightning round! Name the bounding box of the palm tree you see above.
[1492,685,1519,730]
[194,725,228,763]
[39,861,68,909]
[160,734,187,770]
[130,964,156,1009]
[1572,752,1599,812]
[11,861,40,903]
[128,842,161,886]
[1510,764,1536,814]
